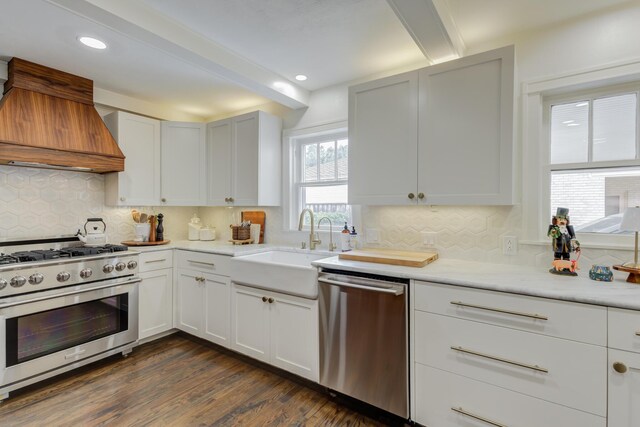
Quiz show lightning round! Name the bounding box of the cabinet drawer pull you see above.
[262,297,267,302]
[145,258,167,263]
[635,331,640,337]
[451,346,548,373]
[450,301,548,321]
[613,362,628,374]
[451,407,507,427]
[188,260,216,267]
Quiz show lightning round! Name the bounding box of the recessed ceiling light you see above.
[78,36,107,50]
[562,120,575,124]
[567,123,580,126]
[295,74,308,81]
[575,102,588,107]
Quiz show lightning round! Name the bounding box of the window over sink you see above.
[284,123,352,231]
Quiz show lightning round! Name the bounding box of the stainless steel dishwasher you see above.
[318,268,409,418]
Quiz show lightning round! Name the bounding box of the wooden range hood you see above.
[0,58,124,173]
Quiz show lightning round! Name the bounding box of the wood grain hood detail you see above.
[0,58,124,173]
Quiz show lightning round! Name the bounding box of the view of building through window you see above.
[549,91,639,234]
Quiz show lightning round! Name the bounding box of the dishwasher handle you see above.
[318,276,404,296]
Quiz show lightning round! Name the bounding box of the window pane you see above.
[593,94,637,162]
[550,101,589,164]
[337,139,348,179]
[550,167,640,233]
[303,143,317,182]
[301,185,350,227]
[319,141,336,180]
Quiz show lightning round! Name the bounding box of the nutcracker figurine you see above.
[548,207,580,275]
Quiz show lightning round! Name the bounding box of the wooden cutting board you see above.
[339,249,438,267]
[241,211,265,244]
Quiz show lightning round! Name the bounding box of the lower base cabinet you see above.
[139,268,173,340]
[176,268,230,348]
[415,364,605,427]
[608,348,640,427]
[231,283,319,381]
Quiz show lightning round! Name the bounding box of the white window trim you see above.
[522,59,640,249]
[282,121,359,232]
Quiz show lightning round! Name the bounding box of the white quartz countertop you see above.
[312,256,640,311]
[128,240,336,257]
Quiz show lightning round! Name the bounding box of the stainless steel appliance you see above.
[0,237,139,400]
[318,268,409,418]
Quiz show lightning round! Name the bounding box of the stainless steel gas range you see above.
[0,237,140,400]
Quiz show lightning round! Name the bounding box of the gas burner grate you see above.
[0,255,20,265]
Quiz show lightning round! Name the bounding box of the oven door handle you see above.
[0,315,5,371]
[0,278,140,309]
[318,277,404,296]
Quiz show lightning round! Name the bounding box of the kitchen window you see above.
[285,124,351,230]
[546,86,640,236]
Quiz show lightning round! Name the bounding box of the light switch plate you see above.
[422,231,437,246]
[503,236,518,255]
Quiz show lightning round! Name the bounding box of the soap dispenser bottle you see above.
[341,222,351,252]
[349,226,358,250]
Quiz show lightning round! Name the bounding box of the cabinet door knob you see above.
[268,298,274,304]
[408,193,415,199]
[418,192,425,200]
[262,296,267,302]
[161,198,167,203]
[120,197,125,202]
[613,362,628,374]
[228,197,234,203]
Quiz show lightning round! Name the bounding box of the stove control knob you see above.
[10,276,27,288]
[115,262,126,272]
[103,264,115,273]
[57,272,71,282]
[0,279,7,290]
[127,260,138,270]
[29,273,44,285]
[80,268,93,279]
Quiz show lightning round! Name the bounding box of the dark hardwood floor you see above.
[0,334,400,426]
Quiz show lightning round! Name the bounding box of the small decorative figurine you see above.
[589,265,613,282]
[548,207,581,276]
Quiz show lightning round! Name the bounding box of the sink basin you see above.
[230,250,329,299]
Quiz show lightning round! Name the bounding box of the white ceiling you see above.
[141,0,426,91]
[1,0,639,120]
[444,0,636,46]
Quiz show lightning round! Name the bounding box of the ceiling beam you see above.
[386,0,465,64]
[46,0,310,109]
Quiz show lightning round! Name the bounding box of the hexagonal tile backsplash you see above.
[0,166,192,243]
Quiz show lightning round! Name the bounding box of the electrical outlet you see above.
[503,236,518,255]
[422,231,437,247]
[365,228,380,244]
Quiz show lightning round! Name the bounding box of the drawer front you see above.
[414,281,606,345]
[177,250,230,276]
[414,363,606,427]
[139,250,174,272]
[609,307,640,353]
[414,312,607,416]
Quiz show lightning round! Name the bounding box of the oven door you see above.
[0,278,139,388]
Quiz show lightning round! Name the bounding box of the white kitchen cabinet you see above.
[231,283,318,381]
[160,121,206,206]
[411,280,607,424]
[418,45,515,204]
[348,71,418,205]
[104,111,161,206]
[206,110,281,206]
[138,250,174,341]
[175,251,231,347]
[348,45,515,205]
[608,348,640,427]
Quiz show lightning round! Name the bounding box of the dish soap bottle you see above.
[341,222,351,252]
[350,226,358,250]
[188,213,201,241]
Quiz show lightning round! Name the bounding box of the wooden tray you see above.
[339,249,438,267]
[229,239,254,245]
[122,240,171,246]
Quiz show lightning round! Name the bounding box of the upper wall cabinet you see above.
[105,112,206,206]
[206,111,282,207]
[160,122,206,206]
[104,111,161,206]
[348,45,515,206]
